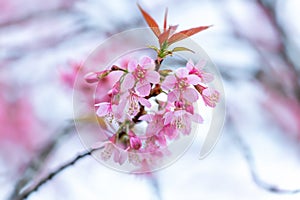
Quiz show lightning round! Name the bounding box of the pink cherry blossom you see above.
[144,114,164,136]
[186,60,214,83]
[164,110,203,135]
[122,56,160,97]
[114,91,151,120]
[158,124,178,140]
[162,67,201,102]
[100,141,128,165]
[143,114,177,143]
[202,88,220,107]
[95,102,113,117]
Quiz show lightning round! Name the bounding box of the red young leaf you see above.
[167,25,212,45]
[163,8,168,32]
[158,29,170,46]
[137,4,161,38]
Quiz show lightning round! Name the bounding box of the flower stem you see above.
[155,59,163,71]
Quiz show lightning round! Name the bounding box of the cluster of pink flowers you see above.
[85,56,219,171]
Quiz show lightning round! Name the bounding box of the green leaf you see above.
[172,47,195,53]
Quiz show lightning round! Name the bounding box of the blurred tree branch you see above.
[14,147,102,200]
[228,116,300,194]
[9,121,75,200]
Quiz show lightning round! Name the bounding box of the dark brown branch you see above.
[132,84,162,123]
[9,121,75,200]
[15,146,103,200]
[132,105,146,123]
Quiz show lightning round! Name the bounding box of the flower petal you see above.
[127,60,137,72]
[186,60,194,71]
[183,88,199,102]
[195,60,206,70]
[192,113,203,123]
[201,72,214,83]
[187,74,201,85]
[139,114,154,122]
[175,67,189,78]
[112,98,128,121]
[181,123,191,135]
[146,70,160,84]
[164,125,178,140]
[138,97,151,108]
[156,133,167,146]
[136,82,151,97]
[96,102,110,117]
[168,90,180,102]
[163,112,173,125]
[122,73,135,90]
[118,149,128,165]
[140,56,155,69]
[162,75,176,90]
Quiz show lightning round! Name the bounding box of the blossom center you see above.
[210,93,219,102]
[177,78,188,89]
[129,95,139,115]
[174,117,184,129]
[134,66,146,80]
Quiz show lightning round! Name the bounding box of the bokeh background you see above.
[1,0,300,199]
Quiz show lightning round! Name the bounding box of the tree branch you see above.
[9,121,75,200]
[228,117,300,194]
[14,146,103,200]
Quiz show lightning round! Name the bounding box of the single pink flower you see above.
[100,141,128,165]
[143,115,175,144]
[114,91,151,120]
[202,88,220,107]
[164,110,203,135]
[144,114,164,136]
[122,56,160,97]
[95,102,113,117]
[162,67,201,102]
[160,124,178,140]
[186,60,214,83]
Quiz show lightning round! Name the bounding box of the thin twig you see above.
[9,121,75,200]
[256,0,300,100]
[228,117,300,194]
[147,175,162,200]
[15,146,103,200]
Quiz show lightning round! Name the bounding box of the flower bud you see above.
[130,136,142,150]
[84,70,110,83]
[174,101,184,108]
